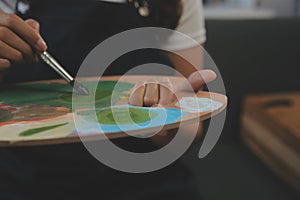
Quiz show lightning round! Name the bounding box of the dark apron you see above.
[3,0,172,83]
[0,1,200,199]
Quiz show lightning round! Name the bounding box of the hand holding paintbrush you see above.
[0,11,47,71]
[0,11,89,95]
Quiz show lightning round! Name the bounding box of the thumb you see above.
[26,19,40,32]
[176,70,217,92]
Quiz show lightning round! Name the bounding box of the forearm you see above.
[167,45,204,78]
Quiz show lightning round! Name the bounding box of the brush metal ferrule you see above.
[39,51,74,83]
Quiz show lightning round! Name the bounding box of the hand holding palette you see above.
[0,76,227,146]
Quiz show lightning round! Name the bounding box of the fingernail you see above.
[36,38,47,52]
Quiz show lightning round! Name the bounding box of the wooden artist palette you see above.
[0,76,227,146]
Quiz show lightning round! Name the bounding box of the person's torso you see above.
[3,0,172,83]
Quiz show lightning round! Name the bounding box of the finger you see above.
[0,58,11,70]
[26,19,40,32]
[128,82,146,107]
[144,82,159,107]
[0,41,23,62]
[188,70,217,88]
[176,70,217,92]
[157,130,168,136]
[159,78,176,105]
[26,19,41,61]
[0,12,47,52]
[0,26,34,60]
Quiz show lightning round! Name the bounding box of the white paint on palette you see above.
[176,97,223,113]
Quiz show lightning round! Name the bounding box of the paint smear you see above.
[59,90,112,104]
[0,109,13,122]
[77,106,185,134]
[176,97,223,113]
[97,107,158,125]
[0,81,134,109]
[19,122,68,137]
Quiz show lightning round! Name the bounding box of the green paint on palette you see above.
[19,122,68,137]
[0,109,13,122]
[59,90,112,104]
[0,81,134,109]
[97,108,158,125]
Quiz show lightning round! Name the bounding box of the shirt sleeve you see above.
[0,0,17,13]
[163,0,206,51]
[0,0,29,14]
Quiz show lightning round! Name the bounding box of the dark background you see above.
[182,19,300,199]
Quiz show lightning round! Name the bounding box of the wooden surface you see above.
[241,92,300,192]
[0,76,227,147]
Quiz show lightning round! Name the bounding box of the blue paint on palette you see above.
[98,105,186,133]
[77,105,187,134]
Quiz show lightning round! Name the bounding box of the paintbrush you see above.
[39,51,90,95]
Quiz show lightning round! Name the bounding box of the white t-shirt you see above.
[0,0,206,50]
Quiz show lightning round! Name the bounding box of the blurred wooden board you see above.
[0,76,227,147]
[241,92,300,192]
